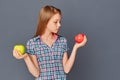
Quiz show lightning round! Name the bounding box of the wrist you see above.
[73,45,78,51]
[23,53,29,60]
[73,44,79,50]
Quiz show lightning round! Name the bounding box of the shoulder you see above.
[26,36,40,45]
[57,35,67,42]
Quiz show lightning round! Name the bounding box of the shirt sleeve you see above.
[63,37,69,53]
[26,40,35,55]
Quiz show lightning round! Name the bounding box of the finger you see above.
[16,50,26,59]
[13,50,18,57]
[13,51,19,59]
[84,35,87,40]
[14,50,23,59]
[83,36,87,42]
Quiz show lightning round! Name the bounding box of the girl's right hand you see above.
[13,50,28,59]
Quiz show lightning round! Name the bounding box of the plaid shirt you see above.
[26,35,68,80]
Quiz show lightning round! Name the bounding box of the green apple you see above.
[14,44,25,55]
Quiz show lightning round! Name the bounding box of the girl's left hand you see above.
[74,35,87,49]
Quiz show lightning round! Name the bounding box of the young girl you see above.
[13,5,87,80]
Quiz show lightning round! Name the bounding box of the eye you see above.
[54,21,57,24]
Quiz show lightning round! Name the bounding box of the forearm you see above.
[23,54,40,77]
[64,45,77,73]
[64,35,87,73]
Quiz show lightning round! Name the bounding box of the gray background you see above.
[0,0,120,80]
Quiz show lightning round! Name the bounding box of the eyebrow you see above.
[55,18,61,21]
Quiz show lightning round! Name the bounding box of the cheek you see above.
[47,24,55,31]
[47,21,57,29]
[47,22,52,28]
[48,22,54,26]
[49,23,56,28]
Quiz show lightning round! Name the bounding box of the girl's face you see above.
[46,13,61,34]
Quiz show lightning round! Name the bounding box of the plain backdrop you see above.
[0,0,120,80]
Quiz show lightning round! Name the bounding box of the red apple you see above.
[75,34,84,43]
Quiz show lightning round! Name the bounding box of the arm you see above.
[13,50,40,77]
[62,35,87,73]
[62,45,77,74]
[24,54,40,77]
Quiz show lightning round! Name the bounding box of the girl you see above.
[13,5,87,80]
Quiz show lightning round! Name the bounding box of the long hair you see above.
[34,5,61,37]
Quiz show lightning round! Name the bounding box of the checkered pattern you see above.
[26,35,68,80]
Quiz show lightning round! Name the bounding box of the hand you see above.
[74,35,87,49]
[13,50,28,59]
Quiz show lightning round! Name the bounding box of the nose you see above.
[58,22,61,28]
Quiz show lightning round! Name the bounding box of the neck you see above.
[41,32,55,40]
